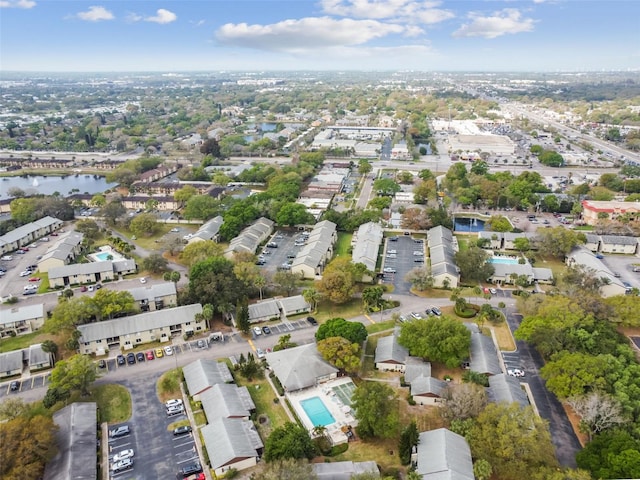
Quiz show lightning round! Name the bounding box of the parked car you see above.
[167,405,185,416]
[262,326,271,335]
[163,346,173,356]
[155,348,164,358]
[113,449,134,462]
[196,339,206,349]
[111,458,133,473]
[411,312,423,320]
[173,425,192,436]
[10,380,20,392]
[507,368,525,378]
[109,425,130,438]
[28,277,41,282]
[117,355,126,366]
[256,348,266,359]
[19,270,31,277]
[429,306,442,316]
[136,352,145,363]
[126,353,136,365]
[253,326,262,336]
[180,462,203,478]
[139,277,147,284]
[166,399,183,408]
[266,242,278,248]
[80,286,88,292]
[146,350,155,360]
[98,359,106,369]
[489,288,497,295]
[307,316,318,326]
[1,256,13,261]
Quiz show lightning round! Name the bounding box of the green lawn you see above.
[37,271,50,293]
[110,223,198,251]
[366,320,396,334]
[156,368,183,402]
[315,297,364,322]
[90,384,131,423]
[334,232,353,257]
[0,331,45,353]
[236,376,289,437]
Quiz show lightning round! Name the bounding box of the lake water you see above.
[453,217,486,232]
[0,175,117,198]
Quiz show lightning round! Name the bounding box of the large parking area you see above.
[380,235,425,295]
[256,229,309,275]
[107,376,198,479]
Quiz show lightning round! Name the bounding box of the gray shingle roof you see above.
[192,215,224,241]
[416,428,474,480]
[44,403,97,480]
[29,344,51,366]
[0,216,62,245]
[411,376,447,397]
[227,217,274,254]
[49,261,114,278]
[265,344,337,391]
[128,282,176,302]
[375,331,408,365]
[1,303,44,326]
[201,418,263,470]
[112,258,136,273]
[0,350,23,372]
[248,299,280,321]
[469,332,502,375]
[568,247,624,287]
[183,358,233,396]
[278,295,310,314]
[600,234,638,245]
[404,357,432,383]
[352,222,383,272]
[78,304,202,343]
[200,383,255,422]
[487,373,529,408]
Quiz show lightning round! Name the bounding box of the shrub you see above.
[328,443,349,456]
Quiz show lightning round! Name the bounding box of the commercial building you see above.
[581,200,640,225]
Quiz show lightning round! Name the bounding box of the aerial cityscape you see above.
[1,1,640,480]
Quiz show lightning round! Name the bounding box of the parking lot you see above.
[0,235,54,298]
[256,229,312,275]
[380,235,425,295]
[108,372,199,479]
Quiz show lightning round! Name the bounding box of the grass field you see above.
[235,375,289,438]
[334,232,353,257]
[315,297,364,322]
[0,330,58,353]
[37,272,50,293]
[90,384,131,423]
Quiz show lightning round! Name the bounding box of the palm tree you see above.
[302,287,320,312]
[255,275,267,301]
[201,304,214,329]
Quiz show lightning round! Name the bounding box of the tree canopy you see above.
[188,256,245,315]
[0,414,58,479]
[315,317,368,345]
[317,337,361,374]
[352,381,399,439]
[398,316,471,368]
[263,422,316,462]
[455,246,494,283]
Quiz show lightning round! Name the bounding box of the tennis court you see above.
[332,380,356,406]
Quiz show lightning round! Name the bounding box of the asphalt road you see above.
[504,310,581,468]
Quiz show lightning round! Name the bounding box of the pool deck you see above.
[287,377,357,444]
[88,246,125,263]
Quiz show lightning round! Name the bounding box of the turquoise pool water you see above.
[490,257,519,265]
[94,252,113,261]
[300,396,335,427]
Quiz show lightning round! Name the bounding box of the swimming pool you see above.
[300,396,335,427]
[489,257,519,265]
[89,247,125,263]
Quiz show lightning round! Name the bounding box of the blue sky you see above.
[0,0,638,72]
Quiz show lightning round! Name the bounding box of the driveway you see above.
[504,310,581,467]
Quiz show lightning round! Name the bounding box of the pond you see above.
[0,174,117,198]
[453,217,486,232]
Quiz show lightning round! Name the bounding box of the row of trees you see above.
[515,292,640,477]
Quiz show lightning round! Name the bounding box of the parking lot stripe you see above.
[363,313,375,325]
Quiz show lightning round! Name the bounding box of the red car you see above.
[28,277,41,282]
[146,350,155,360]
[50,232,59,236]
[80,286,88,292]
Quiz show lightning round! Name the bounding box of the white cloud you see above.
[452,8,535,39]
[216,17,407,52]
[320,0,454,24]
[145,8,177,24]
[190,19,205,27]
[125,12,143,23]
[0,0,36,8]
[76,5,114,22]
